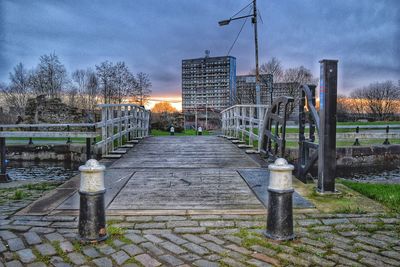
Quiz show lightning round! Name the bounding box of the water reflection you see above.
[6,161,80,181]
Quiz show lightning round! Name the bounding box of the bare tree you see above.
[96,61,116,104]
[135,72,152,106]
[351,80,400,120]
[0,63,32,115]
[259,57,284,81]
[30,53,68,98]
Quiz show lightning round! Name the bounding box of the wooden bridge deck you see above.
[22,136,273,215]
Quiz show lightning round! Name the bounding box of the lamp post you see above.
[219,0,261,108]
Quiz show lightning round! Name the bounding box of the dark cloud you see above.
[0,0,399,95]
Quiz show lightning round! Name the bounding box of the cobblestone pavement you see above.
[0,212,399,267]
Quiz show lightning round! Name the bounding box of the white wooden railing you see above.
[97,104,150,155]
[221,105,269,152]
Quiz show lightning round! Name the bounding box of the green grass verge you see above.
[339,180,400,213]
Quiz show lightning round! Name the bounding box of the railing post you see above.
[29,126,33,145]
[249,107,254,146]
[118,106,122,147]
[317,59,338,193]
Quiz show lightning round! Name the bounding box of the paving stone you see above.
[325,254,363,267]
[158,254,184,266]
[97,244,116,255]
[250,245,277,256]
[310,225,333,231]
[381,218,400,224]
[153,216,186,221]
[67,252,86,265]
[235,221,264,228]
[180,253,201,262]
[122,244,143,256]
[334,223,357,230]
[174,227,206,234]
[112,239,125,247]
[246,258,272,267]
[199,220,235,228]
[144,234,164,243]
[111,250,130,265]
[0,225,31,231]
[45,232,65,242]
[125,233,147,243]
[16,249,36,263]
[359,256,385,266]
[126,216,153,222]
[82,247,100,258]
[355,236,388,248]
[190,215,221,220]
[208,228,239,235]
[4,260,23,267]
[297,219,322,227]
[339,230,368,237]
[135,223,165,229]
[0,230,17,240]
[93,257,113,267]
[252,253,280,266]
[182,234,206,244]
[162,233,187,245]
[205,254,221,261]
[372,234,400,244]
[7,238,25,251]
[300,237,326,248]
[220,258,246,267]
[381,250,400,260]
[0,240,7,252]
[299,252,335,267]
[321,218,350,225]
[35,243,57,256]
[43,216,76,222]
[140,242,165,256]
[26,262,47,267]
[226,244,252,255]
[200,234,225,245]
[59,241,74,253]
[160,241,187,254]
[358,250,400,266]
[3,251,15,261]
[167,220,198,228]
[23,232,42,245]
[331,247,359,260]
[182,242,209,255]
[193,259,219,267]
[51,222,78,228]
[350,217,381,224]
[135,253,162,267]
[142,229,172,235]
[200,242,227,254]
[30,227,55,234]
[277,253,310,267]
[354,242,380,252]
[13,220,51,227]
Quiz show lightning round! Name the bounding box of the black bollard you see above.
[265,158,295,241]
[78,159,108,243]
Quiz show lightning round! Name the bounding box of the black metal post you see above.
[0,129,10,182]
[78,191,107,242]
[66,125,71,144]
[317,59,338,193]
[86,138,91,161]
[353,126,360,146]
[265,190,294,240]
[28,126,33,145]
[383,126,390,145]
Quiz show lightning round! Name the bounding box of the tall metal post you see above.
[253,0,261,108]
[0,127,10,183]
[318,59,338,193]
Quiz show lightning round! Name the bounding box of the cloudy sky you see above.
[0,0,399,98]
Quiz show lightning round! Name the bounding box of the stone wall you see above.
[24,95,86,123]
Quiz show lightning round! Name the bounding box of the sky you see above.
[0,0,399,101]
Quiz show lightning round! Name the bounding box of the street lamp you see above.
[219,0,261,109]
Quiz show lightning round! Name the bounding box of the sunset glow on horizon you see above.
[146,96,182,111]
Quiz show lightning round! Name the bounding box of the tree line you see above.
[338,80,400,121]
[0,53,152,116]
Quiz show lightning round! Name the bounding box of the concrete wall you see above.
[6,144,101,163]
[286,145,400,176]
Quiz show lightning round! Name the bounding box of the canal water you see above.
[6,161,80,181]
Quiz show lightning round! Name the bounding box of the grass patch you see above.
[106,225,126,237]
[339,180,400,213]
[11,189,29,200]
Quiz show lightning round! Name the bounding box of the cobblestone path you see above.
[0,212,399,266]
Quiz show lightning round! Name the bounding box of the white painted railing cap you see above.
[268,158,294,172]
[79,159,106,172]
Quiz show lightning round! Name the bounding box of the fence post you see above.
[317,59,338,193]
[383,126,390,145]
[353,126,360,146]
[66,125,71,144]
[29,126,33,145]
[0,127,10,183]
